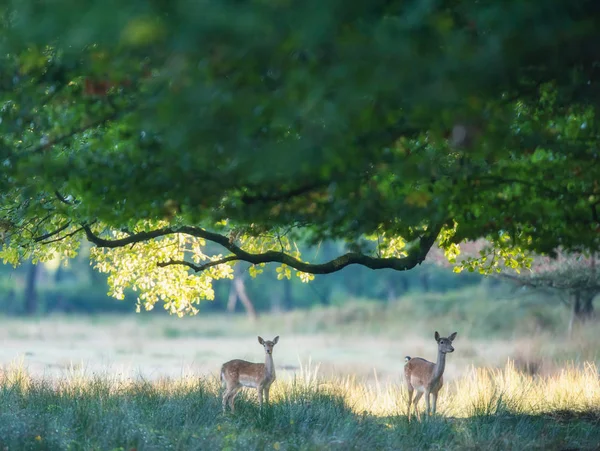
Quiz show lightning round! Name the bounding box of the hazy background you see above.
[0,242,597,384]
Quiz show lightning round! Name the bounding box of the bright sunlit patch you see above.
[1,359,597,419]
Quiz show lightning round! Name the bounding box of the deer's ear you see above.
[434,331,440,342]
[258,336,264,345]
[449,332,457,342]
[273,336,279,344]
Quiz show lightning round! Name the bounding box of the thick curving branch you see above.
[37,225,87,245]
[33,222,71,242]
[83,222,443,275]
[157,256,240,272]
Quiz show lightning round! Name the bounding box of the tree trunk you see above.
[346,269,363,298]
[227,267,257,320]
[386,278,397,303]
[399,277,409,294]
[227,281,237,312]
[420,272,430,292]
[55,263,65,283]
[282,278,293,311]
[308,282,330,306]
[234,277,257,320]
[5,288,16,315]
[568,291,596,337]
[318,284,331,306]
[24,262,39,315]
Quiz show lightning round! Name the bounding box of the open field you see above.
[0,313,522,382]
[0,293,598,449]
[0,290,597,383]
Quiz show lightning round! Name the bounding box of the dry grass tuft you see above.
[1,358,598,450]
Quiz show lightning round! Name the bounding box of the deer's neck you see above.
[432,350,446,382]
[264,353,275,379]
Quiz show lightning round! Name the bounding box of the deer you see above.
[220,335,279,413]
[404,331,457,421]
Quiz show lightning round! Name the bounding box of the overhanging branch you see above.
[38,225,86,245]
[34,222,71,242]
[83,222,443,274]
[157,256,240,272]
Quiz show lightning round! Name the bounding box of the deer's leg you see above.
[257,385,264,408]
[222,388,232,413]
[413,391,424,421]
[406,386,414,421]
[425,390,431,417]
[222,390,228,413]
[264,384,271,405]
[229,387,241,413]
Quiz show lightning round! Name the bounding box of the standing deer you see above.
[404,331,457,420]
[220,335,279,413]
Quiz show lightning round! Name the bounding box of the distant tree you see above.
[503,254,598,336]
[428,241,598,335]
[1,1,600,315]
[227,265,258,320]
[23,261,39,315]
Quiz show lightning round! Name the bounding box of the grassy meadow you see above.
[0,286,599,450]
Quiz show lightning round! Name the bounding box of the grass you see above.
[0,361,599,450]
[0,286,598,449]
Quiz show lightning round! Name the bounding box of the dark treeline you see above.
[0,242,484,317]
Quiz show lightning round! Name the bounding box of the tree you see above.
[227,265,258,320]
[23,261,39,315]
[428,240,598,334]
[503,254,599,336]
[1,1,600,314]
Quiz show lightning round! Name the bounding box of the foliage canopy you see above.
[1,0,600,313]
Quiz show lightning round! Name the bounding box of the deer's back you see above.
[404,357,442,392]
[221,359,270,388]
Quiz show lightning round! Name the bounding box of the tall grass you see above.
[289,359,600,418]
[1,360,598,450]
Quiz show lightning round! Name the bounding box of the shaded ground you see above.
[0,374,598,451]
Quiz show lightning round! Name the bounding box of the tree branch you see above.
[38,225,86,245]
[83,222,443,274]
[34,222,71,242]
[157,256,240,272]
[21,106,133,157]
[55,190,76,205]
